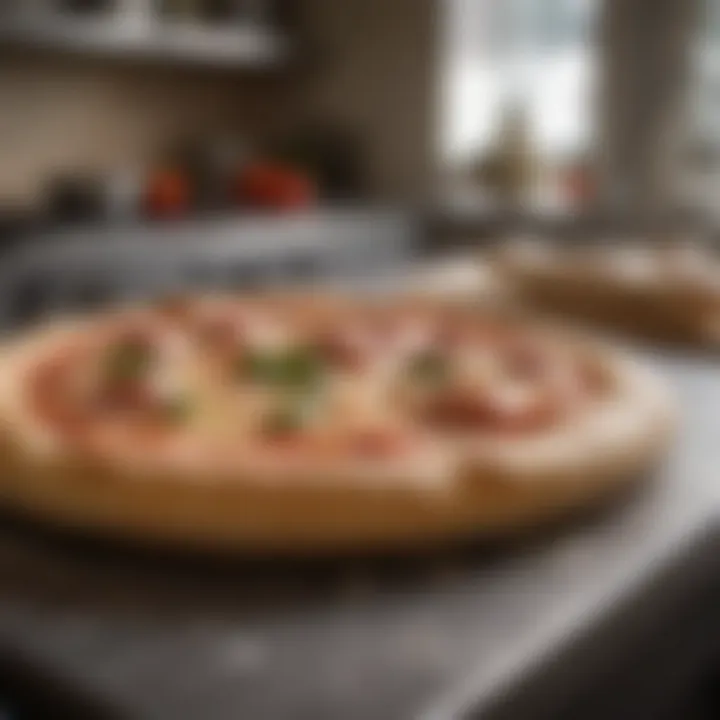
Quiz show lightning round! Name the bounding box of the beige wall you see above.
[0,53,264,206]
[0,1,441,207]
[279,0,440,201]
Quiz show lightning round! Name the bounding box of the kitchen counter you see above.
[0,209,417,329]
[0,338,718,718]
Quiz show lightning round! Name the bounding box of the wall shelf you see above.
[0,15,287,69]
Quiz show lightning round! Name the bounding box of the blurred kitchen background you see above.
[0,0,714,324]
[0,0,712,216]
[3,4,720,720]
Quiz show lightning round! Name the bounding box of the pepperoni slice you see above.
[421,387,557,434]
[154,294,195,323]
[434,315,509,349]
[95,380,157,414]
[349,428,412,458]
[195,315,248,351]
[312,313,431,370]
[28,354,93,434]
[500,339,543,374]
[312,329,376,370]
[27,323,186,441]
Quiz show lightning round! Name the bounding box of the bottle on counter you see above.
[471,100,537,210]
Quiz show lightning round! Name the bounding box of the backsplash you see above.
[0,54,265,206]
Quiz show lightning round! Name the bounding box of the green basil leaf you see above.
[408,350,448,383]
[105,340,153,382]
[162,396,192,425]
[238,346,324,390]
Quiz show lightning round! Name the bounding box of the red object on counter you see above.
[564,164,596,207]
[235,162,316,210]
[145,169,192,219]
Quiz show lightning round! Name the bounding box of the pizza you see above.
[401,255,506,303]
[0,292,674,552]
[495,237,720,345]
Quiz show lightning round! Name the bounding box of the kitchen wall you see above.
[597,0,700,214]
[0,52,267,207]
[270,0,441,202]
[0,0,441,208]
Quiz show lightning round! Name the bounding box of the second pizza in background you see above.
[491,236,720,347]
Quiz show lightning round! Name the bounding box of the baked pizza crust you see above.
[495,240,720,346]
[0,300,675,553]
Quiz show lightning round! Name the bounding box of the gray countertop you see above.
[0,353,718,720]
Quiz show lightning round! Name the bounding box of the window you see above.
[440,0,600,166]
